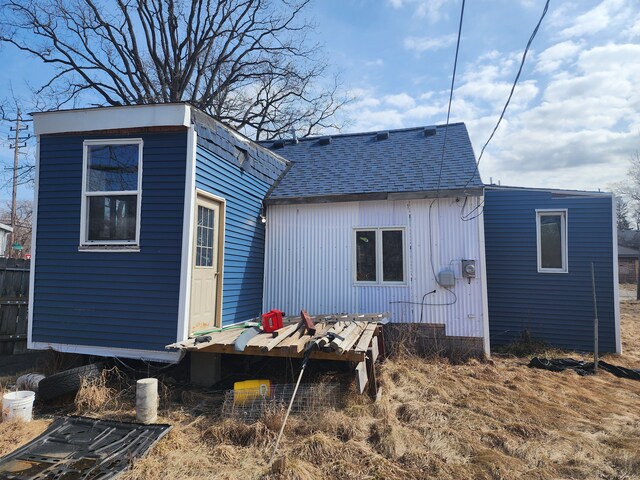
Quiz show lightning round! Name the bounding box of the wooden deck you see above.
[167,313,386,363]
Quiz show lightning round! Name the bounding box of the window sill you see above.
[354,282,408,287]
[78,245,140,253]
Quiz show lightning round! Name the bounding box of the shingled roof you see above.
[261,123,483,204]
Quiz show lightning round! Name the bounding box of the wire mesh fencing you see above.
[221,382,343,422]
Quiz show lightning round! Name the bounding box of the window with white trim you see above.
[354,228,405,283]
[81,139,142,246]
[536,210,567,273]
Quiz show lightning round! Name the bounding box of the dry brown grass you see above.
[3,296,640,479]
[0,420,49,457]
[74,369,119,414]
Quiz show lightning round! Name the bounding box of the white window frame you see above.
[353,227,407,285]
[80,138,143,248]
[536,209,568,273]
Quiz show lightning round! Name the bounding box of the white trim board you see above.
[26,136,40,350]
[352,227,408,286]
[30,341,181,363]
[33,103,191,135]
[477,195,491,357]
[80,138,143,247]
[535,209,568,274]
[177,125,198,344]
[611,194,622,354]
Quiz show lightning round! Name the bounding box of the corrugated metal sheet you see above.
[32,131,187,351]
[263,197,486,338]
[484,188,617,352]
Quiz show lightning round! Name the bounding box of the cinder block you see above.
[190,352,221,387]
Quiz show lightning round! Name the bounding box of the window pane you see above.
[196,205,215,267]
[382,230,404,282]
[540,215,563,269]
[356,231,376,281]
[87,144,139,192]
[88,195,137,241]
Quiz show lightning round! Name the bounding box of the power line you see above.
[463,0,550,190]
[435,0,466,196]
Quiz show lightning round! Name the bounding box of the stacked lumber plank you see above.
[167,312,387,363]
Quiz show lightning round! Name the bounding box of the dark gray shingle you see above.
[261,123,482,200]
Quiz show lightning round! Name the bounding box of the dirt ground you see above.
[2,292,640,480]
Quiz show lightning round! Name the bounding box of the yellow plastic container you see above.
[233,379,271,405]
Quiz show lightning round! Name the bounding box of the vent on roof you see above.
[377,131,389,141]
[319,136,332,145]
[272,139,286,149]
[423,127,437,137]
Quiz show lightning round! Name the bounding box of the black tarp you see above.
[528,357,640,380]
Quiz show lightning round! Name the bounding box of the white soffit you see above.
[33,103,191,135]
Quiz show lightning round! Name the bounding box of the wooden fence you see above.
[0,258,30,354]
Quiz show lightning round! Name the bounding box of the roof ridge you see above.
[259,122,467,144]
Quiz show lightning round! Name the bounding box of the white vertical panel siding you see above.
[263,203,358,315]
[263,197,485,338]
[409,197,485,337]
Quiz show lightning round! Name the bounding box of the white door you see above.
[189,193,223,335]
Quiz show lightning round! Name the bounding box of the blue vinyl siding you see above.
[195,144,270,325]
[484,188,616,352]
[32,130,187,352]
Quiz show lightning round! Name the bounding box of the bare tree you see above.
[614,150,640,230]
[616,197,631,230]
[0,0,348,139]
[1,199,32,256]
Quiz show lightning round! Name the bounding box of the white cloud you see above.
[457,80,539,111]
[387,0,453,22]
[383,93,415,109]
[535,40,582,73]
[477,41,640,190]
[364,59,385,67]
[557,0,632,39]
[621,10,640,39]
[341,31,640,193]
[337,1,640,192]
[403,34,457,53]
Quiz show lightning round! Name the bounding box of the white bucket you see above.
[2,391,36,422]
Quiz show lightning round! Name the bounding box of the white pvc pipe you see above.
[136,378,158,424]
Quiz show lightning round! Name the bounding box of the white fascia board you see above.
[177,124,197,343]
[27,136,40,349]
[477,195,491,357]
[33,103,191,135]
[30,341,182,363]
[611,194,622,354]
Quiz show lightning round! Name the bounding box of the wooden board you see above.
[355,361,368,394]
[369,336,379,363]
[318,321,347,348]
[197,341,366,362]
[329,323,358,351]
[168,318,384,363]
[335,322,368,354]
[354,323,378,353]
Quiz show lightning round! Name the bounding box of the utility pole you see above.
[8,109,30,258]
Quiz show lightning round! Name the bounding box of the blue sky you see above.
[0,0,639,200]
[309,0,640,191]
